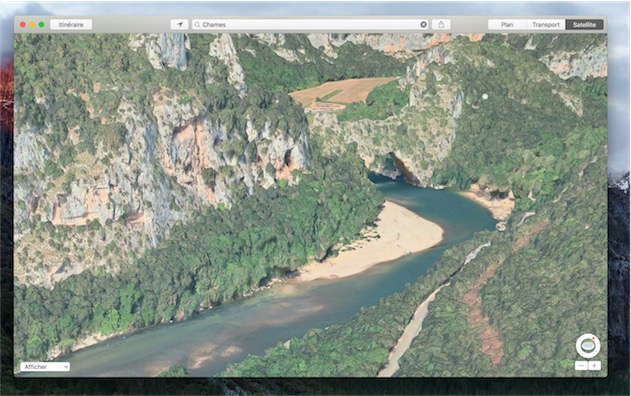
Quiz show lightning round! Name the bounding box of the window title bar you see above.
[14,16,607,34]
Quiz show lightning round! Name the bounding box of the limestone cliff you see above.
[524,35,607,80]
[14,32,605,286]
[207,34,248,96]
[306,33,484,59]
[310,42,462,186]
[14,33,308,287]
[130,33,191,71]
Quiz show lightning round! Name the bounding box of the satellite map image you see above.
[12,30,609,379]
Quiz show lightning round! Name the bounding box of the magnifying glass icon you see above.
[194,21,200,28]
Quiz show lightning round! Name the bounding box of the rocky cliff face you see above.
[525,36,607,80]
[14,33,308,287]
[137,33,190,71]
[306,33,484,59]
[207,34,248,97]
[250,33,306,62]
[310,41,462,186]
[304,32,606,81]
[235,32,483,63]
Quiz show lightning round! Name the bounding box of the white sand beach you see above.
[295,201,444,282]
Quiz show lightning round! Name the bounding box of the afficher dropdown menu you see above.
[20,362,70,372]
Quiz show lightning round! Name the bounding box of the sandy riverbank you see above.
[295,201,444,282]
[42,201,442,364]
[41,331,122,364]
[458,183,515,221]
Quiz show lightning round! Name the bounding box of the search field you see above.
[191,19,429,31]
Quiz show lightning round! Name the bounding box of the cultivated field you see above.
[289,77,396,108]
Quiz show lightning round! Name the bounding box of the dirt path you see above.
[459,259,504,367]
[377,283,449,377]
[377,242,492,377]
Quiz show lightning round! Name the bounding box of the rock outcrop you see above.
[311,41,461,186]
[207,34,248,97]
[307,33,484,59]
[531,37,607,80]
[140,33,190,71]
[13,33,307,287]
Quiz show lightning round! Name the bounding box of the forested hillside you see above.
[14,145,383,364]
[398,145,606,377]
[224,35,609,378]
[306,34,606,192]
[231,34,411,92]
[12,33,394,365]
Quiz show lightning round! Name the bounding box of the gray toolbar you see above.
[14,16,607,34]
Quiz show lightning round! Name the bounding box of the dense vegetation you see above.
[223,235,494,377]
[398,149,607,377]
[157,364,189,378]
[224,35,609,378]
[14,139,382,364]
[233,34,410,92]
[431,36,606,208]
[4,54,340,396]
[337,81,411,122]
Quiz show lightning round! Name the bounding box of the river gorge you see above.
[23,175,496,377]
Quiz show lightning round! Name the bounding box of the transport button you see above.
[526,19,565,30]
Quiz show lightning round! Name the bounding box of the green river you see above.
[29,175,496,377]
